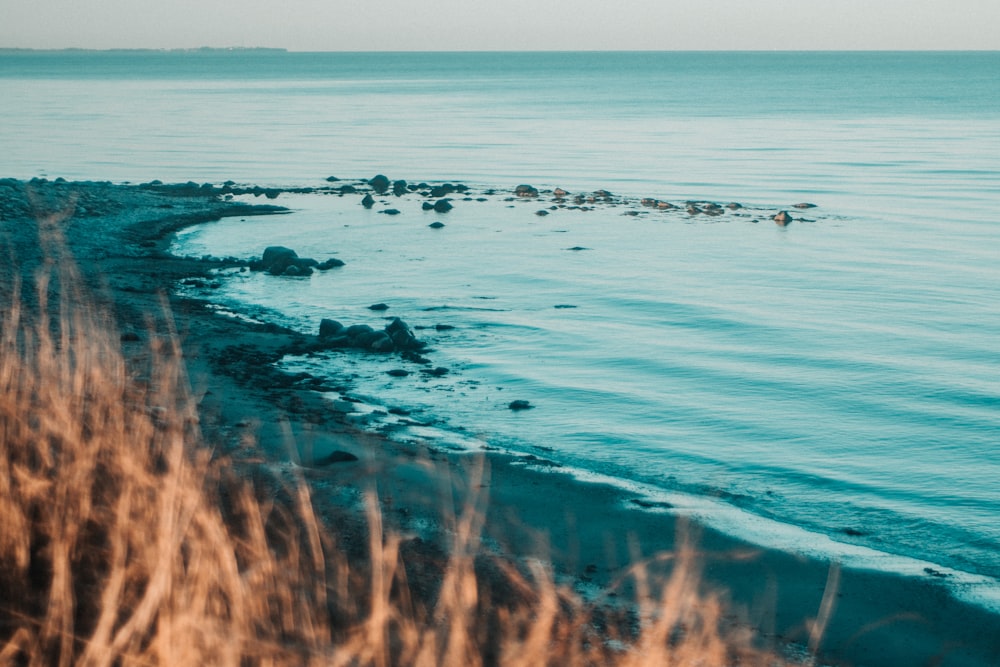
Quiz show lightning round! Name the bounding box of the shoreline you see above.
[3,176,999,665]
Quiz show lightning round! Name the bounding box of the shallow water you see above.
[4,50,1000,602]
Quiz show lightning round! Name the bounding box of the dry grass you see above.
[0,215,808,666]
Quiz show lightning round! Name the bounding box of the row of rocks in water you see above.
[131,174,816,228]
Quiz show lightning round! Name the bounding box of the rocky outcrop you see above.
[515,184,539,198]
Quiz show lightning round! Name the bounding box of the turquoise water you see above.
[3,51,1000,604]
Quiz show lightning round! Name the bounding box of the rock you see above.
[344,324,375,341]
[435,323,455,331]
[515,184,539,198]
[508,400,533,411]
[369,174,390,194]
[368,303,390,311]
[640,198,658,207]
[319,318,344,338]
[793,202,817,209]
[535,210,549,216]
[325,176,340,182]
[339,184,357,194]
[379,208,401,215]
[657,201,674,210]
[422,366,449,377]
[313,450,358,465]
[428,221,445,229]
[386,369,410,377]
[261,245,298,268]
[368,331,395,352]
[773,210,793,226]
[422,201,435,211]
[553,187,569,198]
[687,205,702,215]
[433,199,453,213]
[316,257,345,270]
[726,202,743,209]
[392,180,408,196]
[361,193,375,209]
[429,183,456,198]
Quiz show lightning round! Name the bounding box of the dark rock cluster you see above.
[316,316,428,356]
[248,245,344,276]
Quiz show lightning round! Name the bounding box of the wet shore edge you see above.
[3,177,998,666]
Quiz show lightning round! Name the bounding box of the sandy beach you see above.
[2,176,998,666]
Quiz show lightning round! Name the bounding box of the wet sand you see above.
[2,177,998,666]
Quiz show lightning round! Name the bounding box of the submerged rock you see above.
[508,400,534,411]
[515,184,539,198]
[773,210,793,226]
[361,193,375,209]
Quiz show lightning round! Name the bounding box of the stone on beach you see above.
[515,184,539,198]
[508,399,534,411]
[773,210,793,226]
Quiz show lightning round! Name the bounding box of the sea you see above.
[2,49,999,610]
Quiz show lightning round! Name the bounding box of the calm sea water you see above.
[3,50,999,607]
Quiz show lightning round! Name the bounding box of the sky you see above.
[2,0,999,51]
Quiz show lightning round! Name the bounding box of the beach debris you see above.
[313,450,359,466]
[773,210,793,226]
[508,399,534,411]
[515,184,539,198]
[369,174,391,194]
[629,498,674,510]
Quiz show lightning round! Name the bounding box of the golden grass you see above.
[0,214,808,666]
